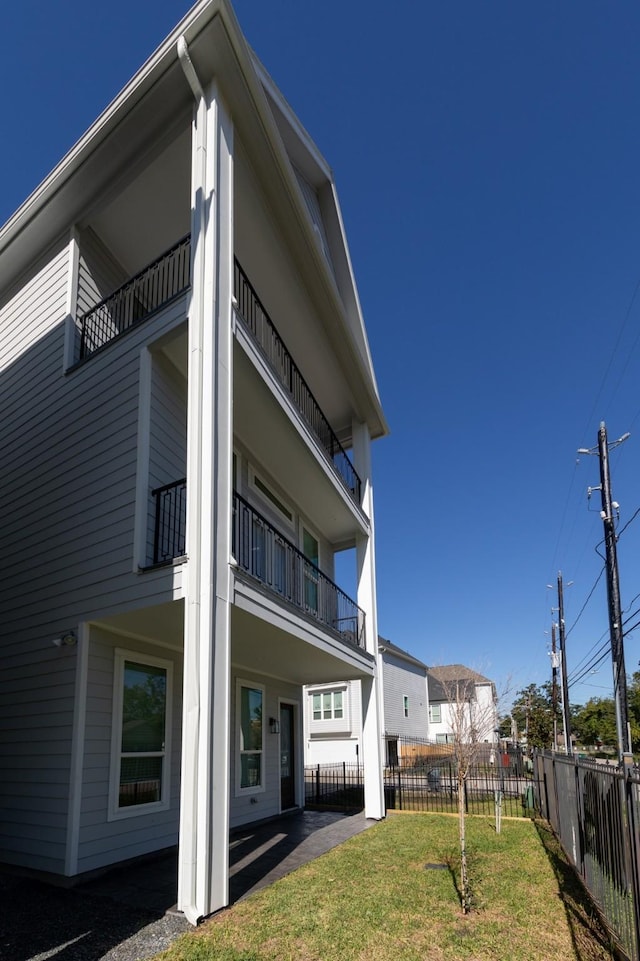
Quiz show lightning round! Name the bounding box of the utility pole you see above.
[557,573,572,756]
[551,621,558,752]
[578,422,632,763]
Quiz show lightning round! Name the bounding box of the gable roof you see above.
[377,636,427,672]
[427,665,493,703]
[0,0,387,439]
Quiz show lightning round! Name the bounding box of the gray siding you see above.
[146,350,187,564]
[0,231,187,871]
[76,228,128,317]
[229,669,300,829]
[382,653,429,739]
[76,625,182,874]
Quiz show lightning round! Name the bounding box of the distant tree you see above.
[572,698,616,747]
[510,684,558,750]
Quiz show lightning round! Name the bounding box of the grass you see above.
[157,813,619,961]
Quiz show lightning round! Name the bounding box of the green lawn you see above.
[158,813,618,961]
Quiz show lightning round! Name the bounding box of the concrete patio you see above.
[0,810,374,961]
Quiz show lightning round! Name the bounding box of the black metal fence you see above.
[535,751,640,961]
[233,492,365,647]
[79,235,191,360]
[304,759,532,819]
[234,259,362,505]
[152,478,186,564]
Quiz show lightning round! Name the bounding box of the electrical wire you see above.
[565,566,605,638]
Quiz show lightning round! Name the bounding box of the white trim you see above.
[64,621,88,876]
[248,465,295,528]
[235,678,266,797]
[63,227,80,372]
[133,347,152,570]
[277,696,301,811]
[108,648,173,821]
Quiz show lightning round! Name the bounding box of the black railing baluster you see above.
[233,258,362,506]
[233,491,365,649]
[78,235,191,361]
[151,478,187,564]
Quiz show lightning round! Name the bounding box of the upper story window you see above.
[403,695,409,718]
[312,690,343,721]
[429,704,442,724]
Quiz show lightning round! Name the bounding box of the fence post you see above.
[397,767,402,811]
[464,777,468,815]
[315,764,320,805]
[623,765,640,961]
[343,761,346,797]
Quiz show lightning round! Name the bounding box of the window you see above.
[109,651,172,819]
[249,468,293,525]
[312,689,343,721]
[237,681,265,794]
[429,704,442,723]
[403,695,409,718]
[303,528,319,613]
[436,733,453,744]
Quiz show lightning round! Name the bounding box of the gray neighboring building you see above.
[304,637,429,767]
[426,665,498,744]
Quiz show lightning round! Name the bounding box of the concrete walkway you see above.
[0,810,374,961]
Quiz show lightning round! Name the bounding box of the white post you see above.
[352,420,385,820]
[178,77,234,924]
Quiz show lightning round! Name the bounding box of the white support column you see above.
[352,420,385,820]
[178,76,234,925]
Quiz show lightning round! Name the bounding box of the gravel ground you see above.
[0,873,190,961]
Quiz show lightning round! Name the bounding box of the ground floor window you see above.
[109,650,172,819]
[237,680,265,794]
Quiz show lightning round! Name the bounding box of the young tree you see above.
[429,666,502,914]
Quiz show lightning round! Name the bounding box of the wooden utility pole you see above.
[551,621,558,751]
[557,573,572,756]
[597,423,632,761]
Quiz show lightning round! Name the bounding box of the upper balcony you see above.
[149,478,365,651]
[76,236,362,509]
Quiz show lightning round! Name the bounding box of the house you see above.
[426,665,498,744]
[304,638,429,767]
[0,0,388,924]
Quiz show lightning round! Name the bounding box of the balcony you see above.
[78,236,191,361]
[233,260,362,506]
[151,483,365,649]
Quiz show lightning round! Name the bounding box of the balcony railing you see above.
[234,259,362,505]
[152,478,186,564]
[78,235,191,361]
[233,492,365,649]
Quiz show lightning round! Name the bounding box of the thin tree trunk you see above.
[458,772,471,913]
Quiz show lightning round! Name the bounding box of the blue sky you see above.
[4,1,640,710]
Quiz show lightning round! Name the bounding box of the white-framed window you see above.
[236,679,265,795]
[249,467,294,528]
[429,704,442,723]
[302,527,320,614]
[436,733,454,744]
[403,695,409,718]
[312,690,344,721]
[108,650,172,821]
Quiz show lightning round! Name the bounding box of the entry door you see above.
[280,703,296,810]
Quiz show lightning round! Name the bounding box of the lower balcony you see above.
[151,481,365,650]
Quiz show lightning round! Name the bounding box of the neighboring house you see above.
[427,665,498,744]
[0,0,388,925]
[304,638,429,767]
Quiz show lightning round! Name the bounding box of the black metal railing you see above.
[233,491,365,648]
[152,478,186,564]
[234,259,362,505]
[79,235,191,360]
[535,750,640,961]
[304,758,531,819]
